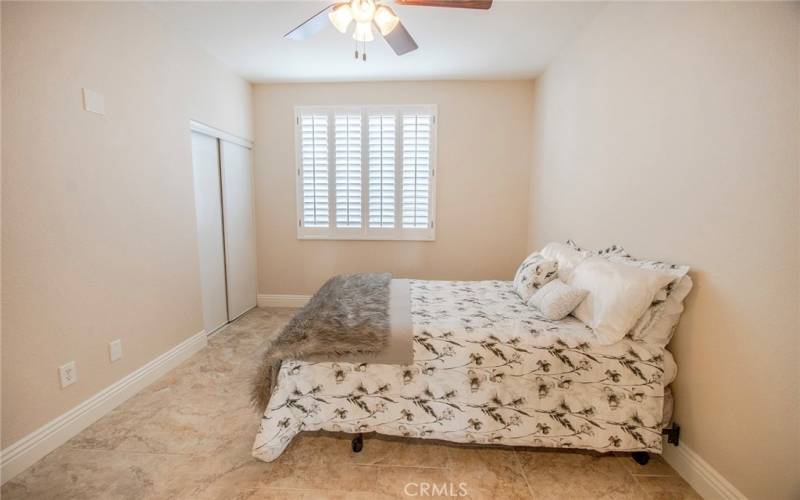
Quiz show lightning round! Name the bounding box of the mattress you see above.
[253,280,673,462]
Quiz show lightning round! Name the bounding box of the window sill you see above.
[297,229,435,242]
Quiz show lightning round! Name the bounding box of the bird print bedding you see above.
[252,280,673,462]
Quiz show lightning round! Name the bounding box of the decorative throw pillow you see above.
[513,252,558,302]
[628,275,694,346]
[568,257,675,345]
[607,252,689,283]
[565,239,596,254]
[528,279,588,321]
[575,243,693,344]
[596,244,629,257]
[539,242,588,282]
[606,251,689,303]
[577,241,683,302]
[569,240,629,259]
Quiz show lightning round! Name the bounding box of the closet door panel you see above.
[191,132,228,333]
[220,140,258,320]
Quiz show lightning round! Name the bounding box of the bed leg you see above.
[351,433,364,453]
[631,452,650,466]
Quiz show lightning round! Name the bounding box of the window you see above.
[296,105,437,240]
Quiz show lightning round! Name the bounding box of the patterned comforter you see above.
[253,280,672,462]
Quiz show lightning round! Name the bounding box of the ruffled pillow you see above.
[513,252,558,302]
[539,242,588,282]
[628,275,693,345]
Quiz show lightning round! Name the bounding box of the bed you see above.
[252,278,676,462]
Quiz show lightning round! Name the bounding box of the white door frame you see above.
[189,120,253,149]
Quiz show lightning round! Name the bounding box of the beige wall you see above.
[253,81,534,295]
[1,2,252,447]
[528,2,800,498]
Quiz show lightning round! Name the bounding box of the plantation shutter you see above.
[299,114,329,228]
[334,113,362,228]
[367,114,396,228]
[401,113,432,229]
[297,105,435,240]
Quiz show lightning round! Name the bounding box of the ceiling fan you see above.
[285,0,493,60]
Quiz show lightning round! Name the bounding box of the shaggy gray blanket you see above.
[252,273,392,411]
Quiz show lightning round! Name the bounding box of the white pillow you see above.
[539,242,588,282]
[528,280,588,321]
[512,252,558,302]
[568,257,675,345]
[629,275,694,346]
[566,242,693,343]
[604,249,691,326]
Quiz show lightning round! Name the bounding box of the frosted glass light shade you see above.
[350,0,376,23]
[374,5,399,36]
[329,4,353,34]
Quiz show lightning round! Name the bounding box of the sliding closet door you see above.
[220,140,258,320]
[191,132,229,334]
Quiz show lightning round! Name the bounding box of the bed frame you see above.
[347,422,682,466]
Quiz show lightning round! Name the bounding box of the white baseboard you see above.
[662,440,747,499]
[257,294,310,308]
[0,330,208,484]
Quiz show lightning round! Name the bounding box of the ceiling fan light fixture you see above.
[353,21,374,42]
[373,5,399,36]
[329,4,354,34]
[350,0,376,23]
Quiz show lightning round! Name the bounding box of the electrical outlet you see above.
[59,361,77,388]
[109,339,122,362]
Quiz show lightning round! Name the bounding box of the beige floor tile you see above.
[0,447,206,500]
[617,453,677,477]
[184,458,452,500]
[635,476,703,500]
[276,433,356,466]
[351,464,454,499]
[242,488,379,500]
[347,434,454,468]
[517,449,648,499]
[445,446,532,499]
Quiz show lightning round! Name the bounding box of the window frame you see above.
[295,104,437,241]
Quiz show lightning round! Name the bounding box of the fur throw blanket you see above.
[252,273,392,411]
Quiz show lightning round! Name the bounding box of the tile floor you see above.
[2,308,701,499]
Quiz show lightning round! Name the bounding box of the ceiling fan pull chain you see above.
[355,38,359,60]
[362,40,367,61]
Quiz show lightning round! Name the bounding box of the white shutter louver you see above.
[334,114,362,228]
[368,114,396,228]
[402,114,432,229]
[300,114,329,228]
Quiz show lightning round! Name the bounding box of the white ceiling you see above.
[146,1,606,83]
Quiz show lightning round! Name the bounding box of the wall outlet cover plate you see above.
[109,339,122,362]
[59,361,77,388]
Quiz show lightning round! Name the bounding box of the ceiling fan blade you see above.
[394,0,492,9]
[383,21,419,55]
[284,3,337,40]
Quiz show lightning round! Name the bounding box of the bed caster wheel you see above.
[632,452,650,465]
[351,434,363,453]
